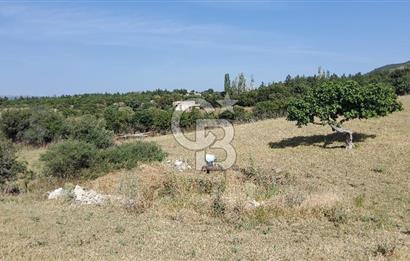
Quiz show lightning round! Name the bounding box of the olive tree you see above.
[287,80,402,149]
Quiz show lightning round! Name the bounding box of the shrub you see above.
[132,109,154,133]
[233,105,251,122]
[23,109,65,145]
[99,141,167,170]
[104,105,134,134]
[253,100,287,119]
[211,193,226,217]
[152,109,172,133]
[40,140,98,178]
[65,115,114,149]
[218,110,235,120]
[0,108,65,145]
[179,108,202,129]
[0,109,31,142]
[0,135,26,185]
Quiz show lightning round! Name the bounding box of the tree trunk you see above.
[330,125,354,149]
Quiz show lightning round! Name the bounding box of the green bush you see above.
[179,108,202,129]
[104,105,134,134]
[40,139,166,179]
[132,109,154,133]
[0,108,65,145]
[253,100,288,119]
[0,135,26,185]
[64,115,114,149]
[152,109,172,133]
[100,141,166,169]
[218,110,235,120]
[22,109,65,145]
[0,109,31,142]
[40,140,98,178]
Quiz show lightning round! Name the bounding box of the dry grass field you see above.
[1,96,409,260]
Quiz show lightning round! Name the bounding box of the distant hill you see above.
[369,60,410,74]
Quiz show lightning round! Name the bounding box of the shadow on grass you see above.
[269,132,376,149]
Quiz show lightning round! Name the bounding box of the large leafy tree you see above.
[287,80,402,149]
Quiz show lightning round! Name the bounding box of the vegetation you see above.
[2,65,410,139]
[0,134,26,185]
[287,80,402,149]
[40,140,166,179]
[40,140,98,179]
[3,95,409,260]
[64,115,114,149]
[99,141,166,170]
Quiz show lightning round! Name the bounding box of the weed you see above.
[285,192,305,207]
[354,194,365,208]
[324,207,348,225]
[371,167,384,173]
[373,241,396,257]
[115,225,125,234]
[211,194,226,217]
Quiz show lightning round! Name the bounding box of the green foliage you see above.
[99,141,166,170]
[1,66,409,138]
[253,100,287,119]
[103,105,134,134]
[21,109,65,145]
[0,109,31,142]
[40,140,98,178]
[40,140,166,179]
[287,80,402,127]
[152,109,172,133]
[132,109,154,132]
[224,73,231,94]
[0,108,64,145]
[179,108,202,129]
[64,115,114,149]
[0,135,26,184]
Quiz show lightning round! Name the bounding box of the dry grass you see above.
[1,96,410,260]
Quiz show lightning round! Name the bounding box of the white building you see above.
[173,100,200,112]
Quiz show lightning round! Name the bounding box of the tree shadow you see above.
[268,132,376,149]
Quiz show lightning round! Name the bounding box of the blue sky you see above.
[0,1,409,96]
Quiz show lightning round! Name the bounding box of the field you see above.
[1,96,410,260]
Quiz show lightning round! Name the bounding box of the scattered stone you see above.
[48,188,65,199]
[173,159,191,171]
[244,199,263,210]
[73,185,105,204]
[48,185,105,204]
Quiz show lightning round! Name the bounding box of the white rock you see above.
[73,185,105,204]
[244,199,263,210]
[48,188,65,199]
[173,159,191,171]
[174,160,184,167]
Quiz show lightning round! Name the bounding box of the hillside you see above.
[1,96,409,260]
[370,60,410,74]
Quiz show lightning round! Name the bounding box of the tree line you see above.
[1,67,409,142]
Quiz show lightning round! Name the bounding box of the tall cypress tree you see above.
[224,73,231,94]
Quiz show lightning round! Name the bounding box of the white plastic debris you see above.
[48,188,65,199]
[205,154,216,165]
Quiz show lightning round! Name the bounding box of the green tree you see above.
[287,80,402,149]
[224,73,231,94]
[64,115,114,149]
